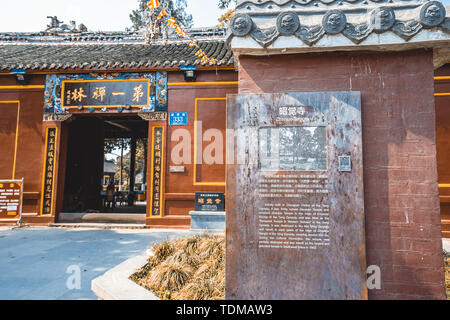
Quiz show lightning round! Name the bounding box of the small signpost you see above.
[0,179,24,222]
[190,192,226,231]
[169,112,188,126]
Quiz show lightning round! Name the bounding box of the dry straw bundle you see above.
[130,234,225,300]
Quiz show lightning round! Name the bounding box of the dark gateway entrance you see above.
[60,115,148,223]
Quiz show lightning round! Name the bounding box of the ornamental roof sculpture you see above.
[45,16,88,33]
[228,0,450,53]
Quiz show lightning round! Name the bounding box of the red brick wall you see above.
[0,75,46,216]
[237,49,446,299]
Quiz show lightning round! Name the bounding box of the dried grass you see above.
[151,240,174,265]
[131,234,225,300]
[132,238,450,300]
[145,260,193,292]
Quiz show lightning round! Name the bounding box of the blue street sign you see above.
[169,112,188,126]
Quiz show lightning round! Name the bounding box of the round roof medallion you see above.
[370,7,396,32]
[420,1,446,28]
[276,12,300,36]
[230,13,253,37]
[322,10,347,34]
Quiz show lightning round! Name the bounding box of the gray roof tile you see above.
[0,40,234,71]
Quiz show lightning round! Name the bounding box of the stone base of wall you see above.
[189,211,226,232]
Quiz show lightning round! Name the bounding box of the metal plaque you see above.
[169,112,188,126]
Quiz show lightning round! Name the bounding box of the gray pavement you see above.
[0,226,447,300]
[0,226,199,300]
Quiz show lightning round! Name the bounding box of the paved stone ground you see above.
[0,226,448,300]
[0,226,198,300]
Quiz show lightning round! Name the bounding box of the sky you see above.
[0,0,232,32]
[1,0,449,32]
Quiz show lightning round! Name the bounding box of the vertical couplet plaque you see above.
[150,127,164,217]
[40,127,57,216]
[226,92,366,299]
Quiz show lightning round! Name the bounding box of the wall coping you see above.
[91,249,159,300]
[189,211,226,216]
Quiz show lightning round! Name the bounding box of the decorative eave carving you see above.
[138,112,167,121]
[228,1,450,49]
[43,113,73,122]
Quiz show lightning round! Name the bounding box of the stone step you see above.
[146,215,191,229]
[50,223,146,230]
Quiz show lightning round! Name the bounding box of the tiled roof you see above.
[0,27,227,44]
[0,40,233,71]
[0,28,233,71]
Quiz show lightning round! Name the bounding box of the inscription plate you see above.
[226,92,366,300]
[339,155,352,172]
[195,192,225,212]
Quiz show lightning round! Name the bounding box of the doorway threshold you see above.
[58,212,146,224]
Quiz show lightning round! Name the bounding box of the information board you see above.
[226,91,366,299]
[0,179,23,221]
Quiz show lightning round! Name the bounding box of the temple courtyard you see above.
[0,226,200,300]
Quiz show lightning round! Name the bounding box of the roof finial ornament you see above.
[46,16,63,30]
[45,16,88,33]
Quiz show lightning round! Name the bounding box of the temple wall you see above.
[0,75,48,221]
[237,49,446,299]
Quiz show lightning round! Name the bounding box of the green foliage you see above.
[129,0,193,31]
[104,138,147,190]
[104,138,130,154]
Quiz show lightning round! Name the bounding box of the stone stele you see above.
[226,91,365,299]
